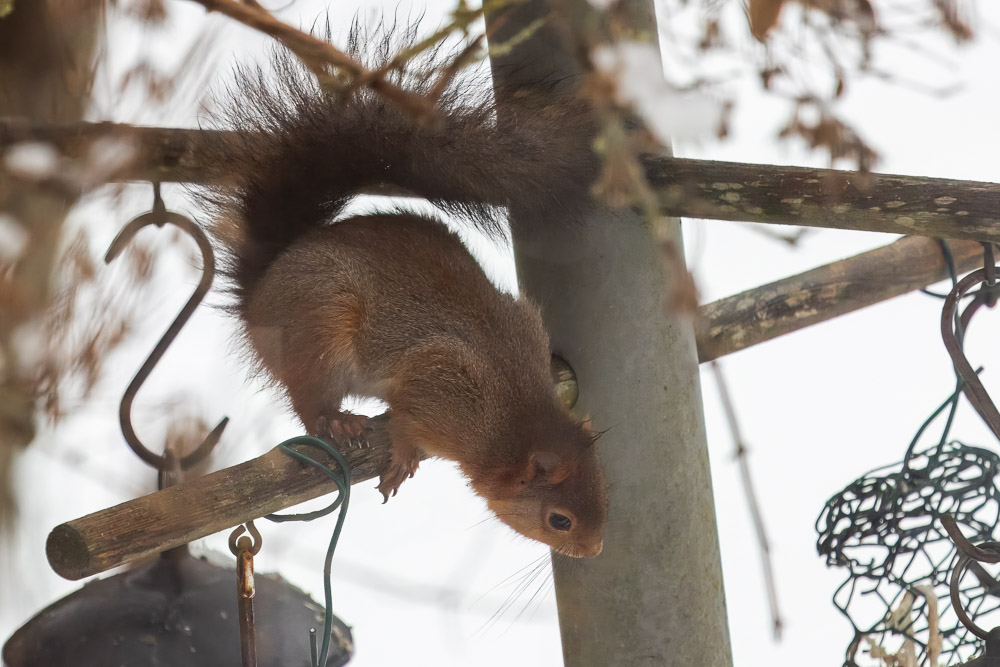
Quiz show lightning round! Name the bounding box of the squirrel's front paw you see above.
[316,412,372,449]
[377,451,420,503]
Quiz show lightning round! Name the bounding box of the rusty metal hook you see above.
[229,520,261,667]
[105,183,228,470]
[942,267,1000,443]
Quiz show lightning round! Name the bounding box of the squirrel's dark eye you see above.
[548,513,572,531]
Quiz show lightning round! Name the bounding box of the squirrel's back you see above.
[245,213,552,381]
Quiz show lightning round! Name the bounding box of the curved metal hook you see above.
[105,185,228,470]
[942,268,1000,443]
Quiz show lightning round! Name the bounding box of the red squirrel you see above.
[205,27,608,558]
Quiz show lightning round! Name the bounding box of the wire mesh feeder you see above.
[814,243,1000,666]
[817,435,1000,666]
[817,244,1000,666]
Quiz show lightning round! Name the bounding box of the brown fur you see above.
[205,27,608,557]
[244,215,607,557]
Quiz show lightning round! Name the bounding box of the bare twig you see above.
[189,0,437,118]
[365,2,487,88]
[710,360,783,640]
[428,33,486,103]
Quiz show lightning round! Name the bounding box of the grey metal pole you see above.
[487,3,734,665]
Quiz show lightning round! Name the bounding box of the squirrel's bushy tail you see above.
[202,23,597,307]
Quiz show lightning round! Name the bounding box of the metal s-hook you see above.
[941,264,1000,444]
[105,183,228,470]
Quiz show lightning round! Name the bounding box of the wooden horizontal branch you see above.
[47,415,393,580]
[0,119,235,185]
[3,120,999,241]
[645,157,1000,243]
[697,237,985,361]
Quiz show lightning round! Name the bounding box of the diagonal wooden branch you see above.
[47,414,394,580]
[699,236,984,361]
[4,120,1000,242]
[189,0,437,118]
[48,357,577,581]
[45,236,982,581]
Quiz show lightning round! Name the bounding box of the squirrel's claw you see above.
[316,415,335,441]
[377,485,399,504]
[377,450,420,502]
[315,412,371,450]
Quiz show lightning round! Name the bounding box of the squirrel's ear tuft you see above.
[527,451,571,485]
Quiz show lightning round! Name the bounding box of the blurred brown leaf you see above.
[748,0,787,41]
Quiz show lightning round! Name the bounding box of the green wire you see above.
[265,435,351,667]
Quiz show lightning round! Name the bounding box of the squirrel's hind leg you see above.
[377,418,422,503]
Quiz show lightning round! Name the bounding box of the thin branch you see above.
[1,121,983,359]
[710,359,783,640]
[46,413,396,580]
[428,33,486,102]
[369,2,487,90]
[190,0,437,118]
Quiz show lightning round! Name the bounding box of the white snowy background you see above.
[4,1,1000,665]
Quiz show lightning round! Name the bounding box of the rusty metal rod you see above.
[230,522,261,667]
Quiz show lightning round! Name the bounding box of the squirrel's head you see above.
[475,417,608,558]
